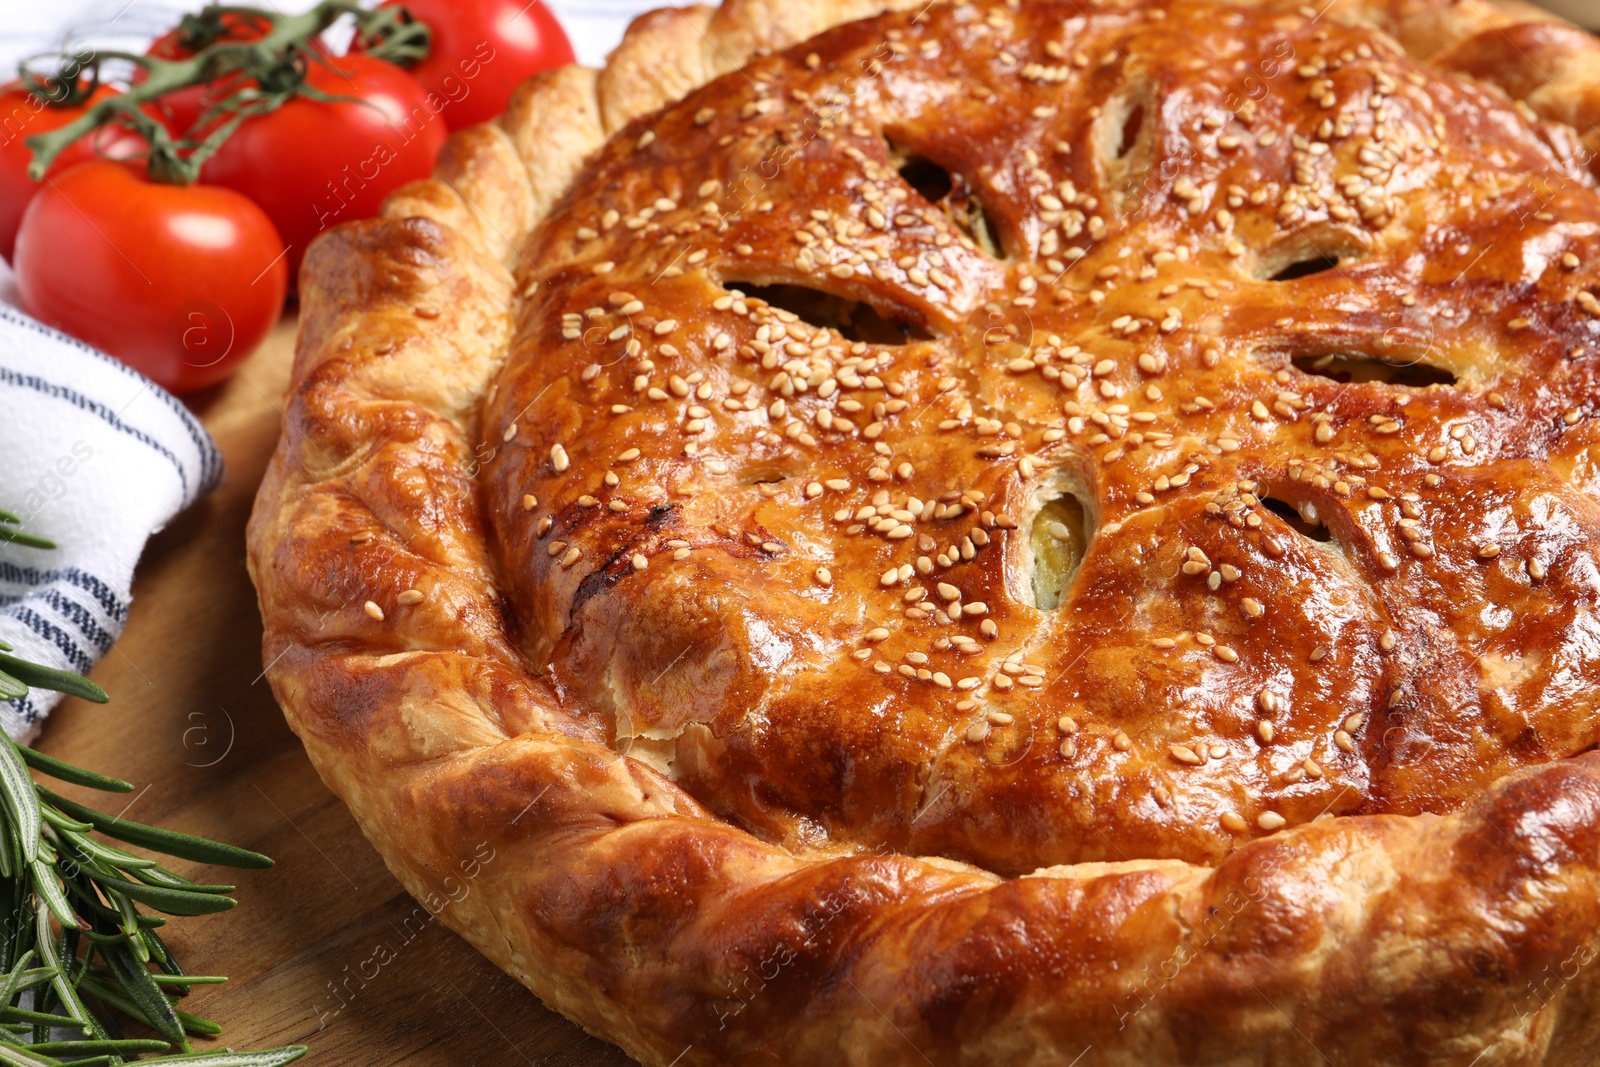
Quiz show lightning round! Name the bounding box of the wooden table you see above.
[35,316,638,1066]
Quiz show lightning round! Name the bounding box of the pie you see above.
[246,0,1600,1062]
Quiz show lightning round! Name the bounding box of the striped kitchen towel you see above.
[0,303,221,740]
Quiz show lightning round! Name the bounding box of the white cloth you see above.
[0,304,221,739]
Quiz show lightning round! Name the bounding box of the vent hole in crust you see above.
[1263,497,1333,543]
[1097,82,1156,208]
[1031,491,1091,609]
[890,143,1006,259]
[1269,251,1343,281]
[898,155,953,204]
[741,467,790,486]
[722,282,930,346]
[1292,352,1455,389]
[1115,102,1146,160]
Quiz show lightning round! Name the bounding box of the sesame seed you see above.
[1169,744,1203,766]
[397,589,423,606]
[363,601,384,621]
[1257,811,1287,831]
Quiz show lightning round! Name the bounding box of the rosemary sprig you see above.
[0,525,305,1064]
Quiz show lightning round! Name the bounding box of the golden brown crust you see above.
[248,1,1600,1064]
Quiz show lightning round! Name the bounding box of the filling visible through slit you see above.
[1263,497,1334,543]
[721,282,930,345]
[1096,81,1155,209]
[1292,352,1455,388]
[889,141,1006,258]
[1030,492,1091,609]
[741,467,791,485]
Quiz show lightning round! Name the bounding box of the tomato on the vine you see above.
[199,53,447,284]
[0,83,134,263]
[13,161,288,394]
[140,12,273,136]
[374,0,574,130]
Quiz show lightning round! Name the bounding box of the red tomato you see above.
[200,53,447,284]
[14,161,288,393]
[140,12,273,136]
[376,0,574,130]
[0,83,133,263]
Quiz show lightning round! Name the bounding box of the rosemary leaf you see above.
[33,792,271,870]
[0,677,25,706]
[0,1041,59,1066]
[0,658,105,705]
[148,974,226,987]
[0,954,33,1015]
[32,905,90,1038]
[0,529,56,551]
[175,1009,222,1037]
[76,870,236,918]
[54,825,160,870]
[0,749,37,868]
[38,809,95,835]
[132,1049,307,1067]
[128,871,235,896]
[103,942,186,1050]
[0,1009,106,1030]
[16,749,133,794]
[24,1040,170,1056]
[26,864,73,931]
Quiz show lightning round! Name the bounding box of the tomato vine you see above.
[20,2,430,185]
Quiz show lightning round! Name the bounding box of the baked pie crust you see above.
[248,0,1600,1062]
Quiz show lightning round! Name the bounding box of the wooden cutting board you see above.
[33,316,639,1066]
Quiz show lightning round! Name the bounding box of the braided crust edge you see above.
[247,2,1600,1063]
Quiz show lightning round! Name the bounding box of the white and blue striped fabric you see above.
[0,304,221,739]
